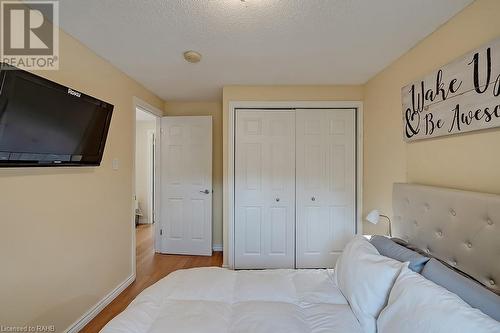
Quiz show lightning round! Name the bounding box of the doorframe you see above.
[226,101,364,269]
[132,97,163,277]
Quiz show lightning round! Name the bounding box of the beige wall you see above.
[363,0,500,235]
[135,120,156,223]
[0,30,163,330]
[164,102,223,247]
[222,85,364,265]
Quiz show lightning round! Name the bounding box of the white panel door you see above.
[160,116,212,256]
[296,109,356,268]
[235,110,295,269]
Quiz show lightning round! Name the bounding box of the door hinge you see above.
[160,229,163,236]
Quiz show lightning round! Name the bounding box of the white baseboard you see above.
[65,273,135,333]
[212,244,223,252]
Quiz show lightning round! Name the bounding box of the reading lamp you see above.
[366,209,392,237]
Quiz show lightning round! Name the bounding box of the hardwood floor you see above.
[80,224,223,332]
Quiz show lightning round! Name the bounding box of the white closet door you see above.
[296,109,356,268]
[235,110,295,269]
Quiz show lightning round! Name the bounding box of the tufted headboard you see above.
[392,183,500,293]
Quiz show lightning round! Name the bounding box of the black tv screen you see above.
[0,64,113,167]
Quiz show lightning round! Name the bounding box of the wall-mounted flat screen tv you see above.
[0,63,114,167]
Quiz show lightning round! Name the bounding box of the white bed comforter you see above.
[101,267,362,333]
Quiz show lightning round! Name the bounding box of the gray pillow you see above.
[422,258,500,322]
[369,235,430,273]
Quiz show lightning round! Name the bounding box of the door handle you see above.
[200,189,210,194]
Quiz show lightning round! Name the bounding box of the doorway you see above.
[132,97,163,280]
[135,107,157,226]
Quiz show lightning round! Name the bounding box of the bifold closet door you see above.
[296,109,356,268]
[235,110,295,269]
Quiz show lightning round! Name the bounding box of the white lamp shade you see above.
[366,209,381,224]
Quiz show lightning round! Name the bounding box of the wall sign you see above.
[402,37,500,142]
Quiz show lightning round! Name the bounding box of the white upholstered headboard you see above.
[392,183,500,293]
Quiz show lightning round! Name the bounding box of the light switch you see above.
[112,158,119,170]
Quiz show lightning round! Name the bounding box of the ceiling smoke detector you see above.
[183,50,202,63]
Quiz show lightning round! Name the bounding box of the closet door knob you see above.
[275,198,280,202]
[311,196,316,201]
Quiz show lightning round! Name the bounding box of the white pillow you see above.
[378,266,500,333]
[334,236,406,333]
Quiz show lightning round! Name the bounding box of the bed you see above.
[101,268,362,333]
[101,184,500,333]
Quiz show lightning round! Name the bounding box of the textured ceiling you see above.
[59,0,472,101]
